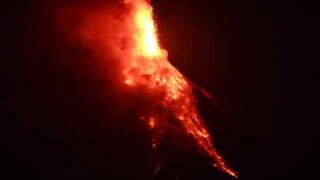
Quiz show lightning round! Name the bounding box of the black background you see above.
[1,0,318,179]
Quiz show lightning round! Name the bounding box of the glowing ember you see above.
[123,0,237,177]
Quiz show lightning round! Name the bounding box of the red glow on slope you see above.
[123,0,237,177]
[57,0,237,177]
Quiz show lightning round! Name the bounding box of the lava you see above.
[123,0,237,177]
[58,0,237,177]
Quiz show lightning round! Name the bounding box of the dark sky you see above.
[1,0,318,180]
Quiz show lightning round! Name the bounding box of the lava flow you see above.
[123,0,237,177]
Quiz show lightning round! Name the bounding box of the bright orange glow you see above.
[134,3,161,57]
[123,0,237,178]
[148,117,155,129]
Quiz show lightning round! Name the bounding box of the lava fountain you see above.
[123,0,237,177]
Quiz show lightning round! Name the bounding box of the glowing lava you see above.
[134,2,161,57]
[123,0,237,178]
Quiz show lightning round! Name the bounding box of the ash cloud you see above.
[3,0,158,179]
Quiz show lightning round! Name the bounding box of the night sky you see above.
[1,0,318,179]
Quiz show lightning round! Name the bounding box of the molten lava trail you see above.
[123,0,237,177]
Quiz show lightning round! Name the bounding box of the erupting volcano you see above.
[58,0,237,178]
[122,0,237,177]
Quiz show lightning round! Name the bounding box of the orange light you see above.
[134,3,161,57]
[148,117,156,129]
